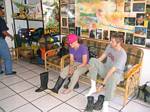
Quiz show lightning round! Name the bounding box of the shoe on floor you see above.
[6,71,16,75]
[0,71,4,74]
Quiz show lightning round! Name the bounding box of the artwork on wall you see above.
[146,39,150,48]
[89,29,96,39]
[124,2,131,12]
[75,27,81,36]
[124,17,135,26]
[61,17,68,28]
[81,29,89,36]
[42,0,60,34]
[75,0,150,48]
[26,0,42,20]
[134,27,147,37]
[133,3,145,12]
[96,29,102,39]
[134,36,145,46]
[0,0,6,21]
[103,30,109,40]
[147,30,150,39]
[136,13,145,26]
[126,33,133,44]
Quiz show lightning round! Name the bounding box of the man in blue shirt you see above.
[0,6,16,75]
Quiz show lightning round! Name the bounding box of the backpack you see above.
[137,81,150,103]
[88,46,99,58]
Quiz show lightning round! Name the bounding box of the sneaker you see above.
[6,71,16,75]
[0,71,4,74]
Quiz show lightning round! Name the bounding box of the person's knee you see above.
[89,58,97,65]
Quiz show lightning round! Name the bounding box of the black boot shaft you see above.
[35,72,49,92]
[64,77,79,89]
[50,76,65,94]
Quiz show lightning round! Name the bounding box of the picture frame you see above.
[61,17,68,28]
[134,27,147,37]
[124,17,135,26]
[81,29,89,37]
[125,33,133,45]
[145,39,150,48]
[147,30,150,39]
[61,28,69,34]
[89,29,96,39]
[133,3,145,12]
[136,13,145,26]
[133,36,145,46]
[103,30,109,40]
[124,2,131,12]
[96,29,102,39]
[75,27,81,36]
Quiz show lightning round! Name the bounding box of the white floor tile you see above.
[0,95,28,112]
[74,82,90,93]
[14,67,29,74]
[19,87,47,102]
[9,81,33,93]
[49,103,80,112]
[12,103,41,112]
[17,71,38,80]
[1,76,23,86]
[0,87,16,100]
[24,64,41,70]
[109,94,125,110]
[132,98,150,108]
[31,67,45,74]
[66,94,87,111]
[48,88,78,102]
[0,82,5,89]
[122,101,150,112]
[0,74,14,80]
[32,95,62,112]
[108,107,120,112]
[27,76,41,86]
[13,63,23,69]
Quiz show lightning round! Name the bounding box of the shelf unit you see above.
[11,0,44,34]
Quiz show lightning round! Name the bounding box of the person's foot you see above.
[0,71,4,74]
[6,71,16,75]
[61,88,72,94]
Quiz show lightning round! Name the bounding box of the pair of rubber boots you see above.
[50,76,79,94]
[35,72,79,93]
[85,95,105,112]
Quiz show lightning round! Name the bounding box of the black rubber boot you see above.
[84,96,94,112]
[93,95,105,110]
[35,72,48,92]
[64,77,79,89]
[50,76,65,94]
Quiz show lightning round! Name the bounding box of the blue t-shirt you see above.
[0,17,8,38]
[69,44,89,63]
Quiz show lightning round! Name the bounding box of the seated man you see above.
[50,34,89,94]
[85,33,127,112]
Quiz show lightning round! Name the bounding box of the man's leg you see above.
[102,72,122,112]
[68,64,88,90]
[86,58,106,96]
[50,65,69,93]
[0,39,13,74]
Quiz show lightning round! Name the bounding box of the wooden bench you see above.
[44,37,143,105]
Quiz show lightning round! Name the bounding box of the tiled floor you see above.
[0,60,150,112]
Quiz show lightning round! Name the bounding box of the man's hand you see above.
[68,66,74,76]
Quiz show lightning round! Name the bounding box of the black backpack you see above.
[137,81,150,103]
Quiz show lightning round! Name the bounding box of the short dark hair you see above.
[111,33,123,43]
